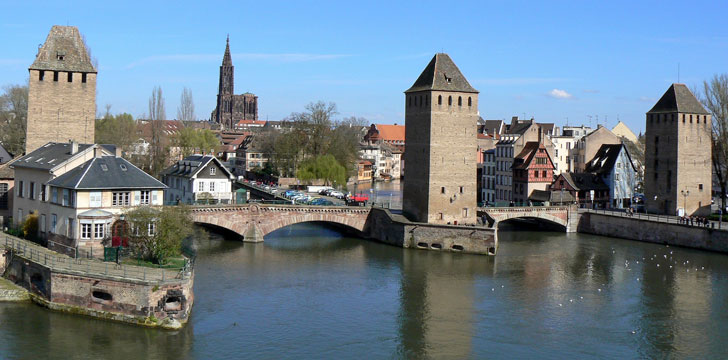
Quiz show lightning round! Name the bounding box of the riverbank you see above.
[0,277,29,302]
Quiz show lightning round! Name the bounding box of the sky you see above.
[1,1,727,134]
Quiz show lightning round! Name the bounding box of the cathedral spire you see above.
[222,35,232,66]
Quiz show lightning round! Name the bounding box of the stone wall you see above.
[365,208,497,255]
[578,212,728,253]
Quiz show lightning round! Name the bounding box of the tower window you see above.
[82,73,87,83]
[53,71,58,82]
[458,96,462,106]
[438,95,442,105]
[682,114,685,123]
[39,71,44,81]
[448,96,452,106]
[460,186,464,194]
[408,97,411,107]
[690,115,693,123]
[468,97,472,106]
[441,187,446,194]
[67,72,73,82]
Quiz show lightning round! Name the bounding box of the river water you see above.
[2,222,728,359]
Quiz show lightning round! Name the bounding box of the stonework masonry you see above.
[403,54,479,225]
[26,26,96,154]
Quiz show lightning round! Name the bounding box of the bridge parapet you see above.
[478,206,576,231]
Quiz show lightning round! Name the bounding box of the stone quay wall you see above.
[578,212,728,253]
[365,208,497,255]
[1,235,194,329]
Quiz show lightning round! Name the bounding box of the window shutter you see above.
[152,192,158,205]
[134,191,140,205]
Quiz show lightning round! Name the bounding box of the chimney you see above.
[70,141,78,155]
[115,146,122,158]
[94,146,103,158]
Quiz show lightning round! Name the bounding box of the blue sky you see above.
[2,1,727,134]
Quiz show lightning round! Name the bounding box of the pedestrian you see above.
[690,216,694,226]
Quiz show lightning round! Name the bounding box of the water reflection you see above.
[2,223,728,359]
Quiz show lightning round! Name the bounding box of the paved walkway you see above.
[2,235,188,284]
[580,209,727,231]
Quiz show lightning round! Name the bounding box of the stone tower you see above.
[211,36,258,129]
[26,25,96,154]
[645,83,712,216]
[403,53,479,224]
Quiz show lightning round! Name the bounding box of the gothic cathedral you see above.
[211,36,258,129]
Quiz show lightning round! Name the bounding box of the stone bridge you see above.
[190,204,370,242]
[478,205,579,232]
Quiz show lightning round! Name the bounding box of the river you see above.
[2,222,728,359]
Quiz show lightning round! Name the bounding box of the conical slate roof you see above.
[405,53,478,94]
[29,25,96,73]
[222,35,232,66]
[648,83,708,114]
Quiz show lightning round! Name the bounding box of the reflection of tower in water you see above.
[397,250,494,358]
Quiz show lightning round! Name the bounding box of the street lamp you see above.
[681,189,690,216]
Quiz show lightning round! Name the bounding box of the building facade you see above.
[26,26,96,154]
[572,125,621,172]
[585,143,637,209]
[403,53,478,224]
[512,141,555,205]
[644,84,712,215]
[210,36,258,130]
[162,155,235,205]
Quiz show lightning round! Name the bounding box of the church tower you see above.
[403,53,479,224]
[26,25,96,154]
[645,84,712,216]
[213,36,235,129]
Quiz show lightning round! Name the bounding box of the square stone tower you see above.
[25,25,97,154]
[645,84,712,216]
[403,53,479,224]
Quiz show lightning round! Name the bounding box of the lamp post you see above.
[681,189,689,216]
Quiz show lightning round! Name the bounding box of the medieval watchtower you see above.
[26,25,96,154]
[645,84,712,216]
[403,53,479,224]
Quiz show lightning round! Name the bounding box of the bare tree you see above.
[698,74,728,212]
[0,84,29,155]
[176,87,196,122]
[147,86,168,176]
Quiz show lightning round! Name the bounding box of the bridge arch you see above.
[479,206,570,230]
[190,204,370,242]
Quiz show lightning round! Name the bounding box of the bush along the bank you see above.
[123,205,193,265]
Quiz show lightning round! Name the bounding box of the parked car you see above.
[329,190,345,199]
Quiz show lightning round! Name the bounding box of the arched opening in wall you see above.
[496,217,567,234]
[264,222,365,251]
[92,290,113,303]
[448,96,452,106]
[194,223,243,241]
[458,96,462,106]
[468,97,472,106]
[30,273,45,294]
[165,296,182,311]
[438,95,442,105]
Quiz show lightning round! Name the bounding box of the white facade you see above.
[550,136,576,174]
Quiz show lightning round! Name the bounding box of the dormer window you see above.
[56,51,65,61]
[119,164,127,171]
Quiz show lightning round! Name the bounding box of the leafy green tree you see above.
[297,154,347,186]
[175,127,220,157]
[0,84,29,156]
[95,109,137,153]
[124,205,193,264]
[22,212,39,240]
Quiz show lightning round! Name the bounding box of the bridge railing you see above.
[581,208,726,231]
[2,235,192,284]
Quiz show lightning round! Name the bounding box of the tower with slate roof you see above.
[403,53,479,224]
[645,83,712,215]
[26,26,97,154]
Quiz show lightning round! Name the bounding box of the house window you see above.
[52,187,58,203]
[210,182,215,192]
[17,181,23,198]
[51,214,57,233]
[67,218,75,238]
[40,214,46,234]
[198,182,204,192]
[81,224,92,240]
[148,223,156,236]
[89,192,102,207]
[29,182,35,200]
[62,189,70,206]
[140,190,150,205]
[615,173,620,181]
[0,183,8,210]
[112,192,131,206]
[40,185,46,202]
[210,167,216,175]
[94,223,105,239]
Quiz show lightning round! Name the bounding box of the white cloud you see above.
[125,53,351,69]
[547,89,573,99]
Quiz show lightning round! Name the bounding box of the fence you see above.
[581,208,726,231]
[3,235,192,284]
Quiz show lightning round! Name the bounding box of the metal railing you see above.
[3,235,192,284]
[581,208,726,231]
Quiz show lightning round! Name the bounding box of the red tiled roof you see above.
[376,124,405,142]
